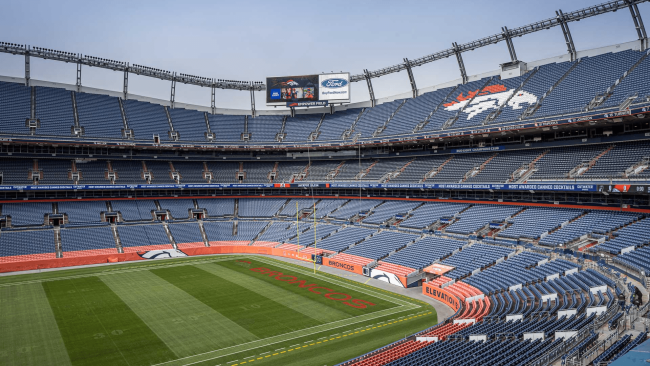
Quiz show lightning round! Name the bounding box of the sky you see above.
[1,0,648,111]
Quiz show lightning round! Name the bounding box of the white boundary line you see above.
[0,256,240,287]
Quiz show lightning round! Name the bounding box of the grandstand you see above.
[2,1,650,365]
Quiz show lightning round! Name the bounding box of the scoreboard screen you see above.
[266,73,350,106]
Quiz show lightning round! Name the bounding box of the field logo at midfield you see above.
[138,249,188,259]
[249,266,376,309]
[443,84,537,119]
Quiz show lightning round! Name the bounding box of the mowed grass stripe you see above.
[216,259,400,313]
[43,276,176,366]
[0,283,72,366]
[101,270,258,357]
[196,262,350,323]
[151,265,320,338]
[150,260,420,366]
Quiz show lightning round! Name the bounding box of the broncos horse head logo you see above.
[444,85,537,119]
[138,249,188,259]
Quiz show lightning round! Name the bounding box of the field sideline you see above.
[0,255,437,366]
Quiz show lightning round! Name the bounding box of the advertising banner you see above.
[597,184,635,193]
[422,282,461,311]
[0,245,331,274]
[287,101,328,107]
[322,257,364,274]
[273,248,313,262]
[4,182,650,194]
[318,73,350,102]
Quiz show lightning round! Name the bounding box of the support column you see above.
[24,49,30,86]
[627,0,648,50]
[363,69,376,107]
[76,61,82,92]
[250,84,256,117]
[123,64,129,100]
[403,58,418,98]
[502,26,518,62]
[170,72,176,108]
[556,10,577,61]
[453,42,468,84]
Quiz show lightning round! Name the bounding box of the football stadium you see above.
[4,1,650,365]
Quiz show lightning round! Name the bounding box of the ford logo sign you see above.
[321,78,348,88]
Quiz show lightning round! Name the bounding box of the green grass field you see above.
[0,255,437,366]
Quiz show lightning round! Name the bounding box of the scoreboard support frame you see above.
[364,69,376,108]
[556,9,577,62]
[453,42,468,85]
[250,83,256,117]
[502,26,518,63]
[403,58,418,99]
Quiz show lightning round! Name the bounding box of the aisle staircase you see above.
[381,158,417,183]
[507,149,550,183]
[356,160,379,180]
[327,161,346,180]
[198,220,210,247]
[461,153,498,182]
[421,156,454,183]
[567,145,615,178]
[112,223,124,253]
